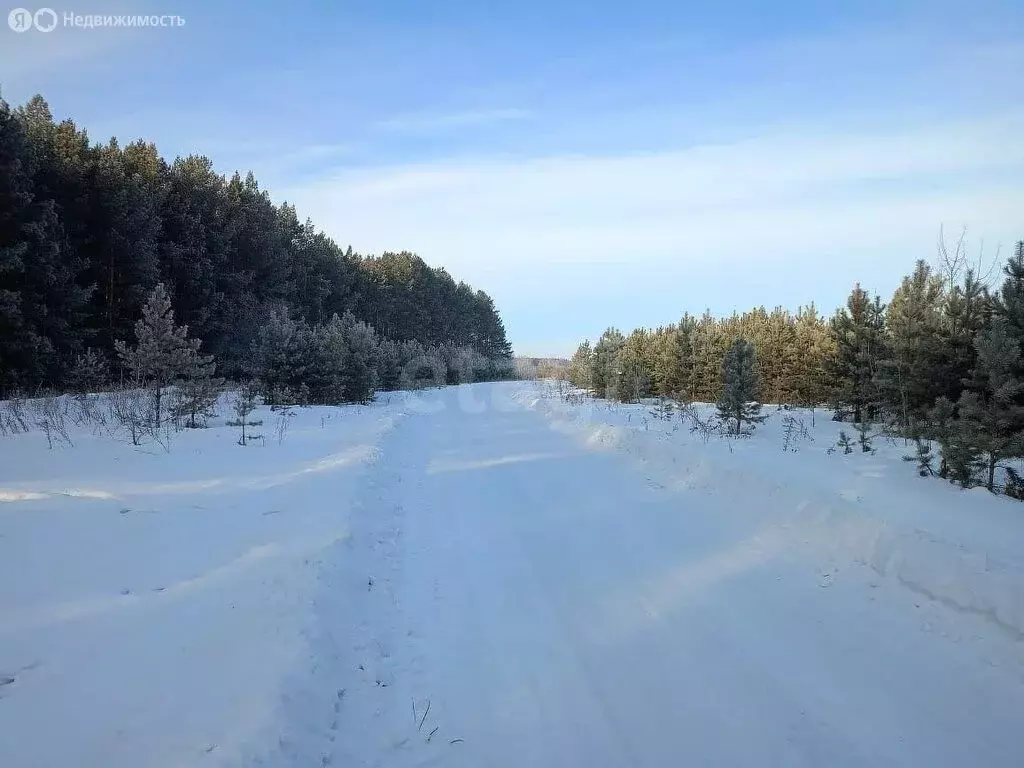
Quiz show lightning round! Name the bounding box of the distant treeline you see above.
[515,356,570,380]
[568,237,1024,494]
[0,93,513,396]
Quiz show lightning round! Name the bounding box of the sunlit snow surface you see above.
[1,382,1022,767]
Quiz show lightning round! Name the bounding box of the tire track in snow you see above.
[246,408,435,768]
[246,384,1024,767]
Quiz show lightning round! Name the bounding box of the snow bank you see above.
[522,386,1024,638]
[0,394,407,768]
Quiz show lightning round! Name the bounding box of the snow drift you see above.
[524,386,1024,638]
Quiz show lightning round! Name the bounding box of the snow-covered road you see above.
[3,382,1024,767]
[256,383,1024,768]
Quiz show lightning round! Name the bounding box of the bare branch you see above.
[935,223,968,293]
[936,223,1002,291]
[974,239,1002,289]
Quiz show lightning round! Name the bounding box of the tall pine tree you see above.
[828,285,887,423]
[874,261,945,434]
[568,340,594,391]
[946,318,1024,491]
[592,328,626,399]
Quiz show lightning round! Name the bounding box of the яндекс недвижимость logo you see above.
[8,8,184,31]
[8,7,57,31]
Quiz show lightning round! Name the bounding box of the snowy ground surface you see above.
[2,381,1024,767]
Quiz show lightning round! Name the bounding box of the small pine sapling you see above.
[172,370,224,429]
[231,385,262,446]
[836,430,854,454]
[68,348,110,395]
[274,405,295,445]
[716,338,767,435]
[1004,467,1024,500]
[902,437,934,476]
[856,419,874,453]
[781,414,812,452]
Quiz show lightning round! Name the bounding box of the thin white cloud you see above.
[275,112,1024,352]
[192,139,354,159]
[375,107,532,133]
[281,112,1024,269]
[279,143,358,162]
[221,142,358,178]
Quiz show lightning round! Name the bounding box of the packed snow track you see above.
[2,382,1023,768]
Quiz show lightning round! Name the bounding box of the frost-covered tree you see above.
[114,283,213,426]
[375,338,403,390]
[335,311,378,402]
[717,338,766,435]
[301,316,347,405]
[171,356,224,428]
[396,339,442,389]
[68,347,111,395]
[253,309,307,406]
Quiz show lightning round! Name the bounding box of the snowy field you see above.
[2,381,1024,767]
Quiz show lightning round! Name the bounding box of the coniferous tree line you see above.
[0,93,513,397]
[568,240,1024,496]
[570,304,834,408]
[514,356,571,380]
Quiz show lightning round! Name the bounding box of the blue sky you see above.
[3,0,1024,356]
